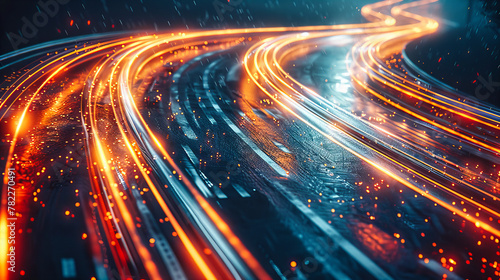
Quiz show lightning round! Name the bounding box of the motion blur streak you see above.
[1,0,498,279]
[244,0,500,238]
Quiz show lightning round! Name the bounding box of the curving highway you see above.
[1,0,499,279]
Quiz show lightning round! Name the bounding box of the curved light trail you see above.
[0,0,499,279]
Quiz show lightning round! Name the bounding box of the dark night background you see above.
[0,0,499,106]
